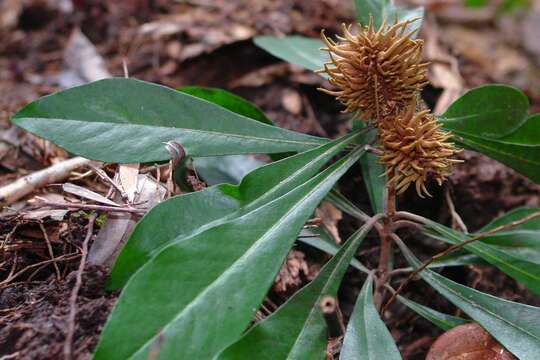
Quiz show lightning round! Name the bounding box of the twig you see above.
[445,186,468,233]
[320,295,345,338]
[63,213,98,360]
[0,253,80,288]
[0,157,94,205]
[38,222,61,280]
[37,201,146,214]
[382,210,540,313]
[392,220,424,232]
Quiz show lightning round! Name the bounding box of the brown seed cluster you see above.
[319,18,461,197]
[379,106,462,197]
[319,18,428,121]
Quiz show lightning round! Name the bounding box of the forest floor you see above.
[1,0,540,359]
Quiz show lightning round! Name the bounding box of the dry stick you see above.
[38,201,146,214]
[382,210,540,314]
[38,222,61,280]
[320,295,346,338]
[0,157,93,205]
[0,253,80,288]
[445,186,468,233]
[63,213,98,360]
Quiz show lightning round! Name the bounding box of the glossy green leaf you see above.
[445,113,540,183]
[429,253,485,268]
[11,78,325,163]
[178,86,273,125]
[354,0,424,34]
[395,237,540,360]
[451,130,540,183]
[441,85,529,139]
[193,155,265,186]
[254,36,327,75]
[340,275,401,360]
[93,147,365,360]
[424,222,540,295]
[218,220,377,360]
[354,123,385,214]
[481,206,540,231]
[109,131,364,288]
[497,114,540,145]
[397,295,468,331]
[478,207,540,264]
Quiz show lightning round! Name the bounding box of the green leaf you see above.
[109,131,364,288]
[340,275,401,360]
[193,155,266,186]
[11,78,325,163]
[395,237,540,360]
[478,207,540,265]
[429,253,485,268]
[254,36,327,75]
[397,295,468,331]
[424,222,540,296]
[354,122,384,214]
[451,130,540,183]
[93,147,365,360]
[218,220,377,360]
[178,86,273,125]
[481,206,540,231]
[441,85,529,139]
[497,114,540,146]
[354,0,424,34]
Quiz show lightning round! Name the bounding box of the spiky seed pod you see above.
[318,18,429,121]
[378,106,462,197]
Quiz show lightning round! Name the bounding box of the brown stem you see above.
[374,179,396,310]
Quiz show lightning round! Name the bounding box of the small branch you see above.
[63,213,97,360]
[37,201,147,214]
[320,295,345,338]
[38,222,61,280]
[445,186,468,233]
[0,157,94,205]
[382,210,540,313]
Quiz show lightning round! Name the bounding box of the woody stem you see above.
[374,177,396,310]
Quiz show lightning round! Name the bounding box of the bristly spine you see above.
[319,17,462,197]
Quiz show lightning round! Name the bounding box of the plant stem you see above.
[374,179,396,310]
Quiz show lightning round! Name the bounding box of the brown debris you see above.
[426,323,516,360]
[273,250,310,293]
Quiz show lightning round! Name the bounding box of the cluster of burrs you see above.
[319,17,461,197]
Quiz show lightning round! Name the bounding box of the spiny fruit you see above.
[318,18,428,121]
[378,105,462,197]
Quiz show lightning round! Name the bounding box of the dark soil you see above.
[0,266,116,360]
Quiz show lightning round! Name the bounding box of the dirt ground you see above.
[1,0,540,359]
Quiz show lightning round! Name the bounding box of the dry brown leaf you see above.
[273,250,310,293]
[315,201,342,244]
[426,323,516,360]
[281,89,302,115]
[423,18,463,115]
